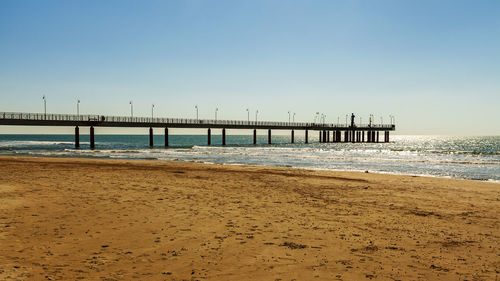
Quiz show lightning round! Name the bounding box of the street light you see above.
[215,108,218,121]
[380,116,383,125]
[43,95,46,118]
[77,99,80,118]
[360,116,362,125]
[129,101,133,118]
[288,111,290,124]
[314,112,319,123]
[345,114,348,126]
[293,112,296,123]
[337,116,340,126]
[246,108,249,122]
[152,104,155,119]
[255,110,259,122]
[195,105,198,120]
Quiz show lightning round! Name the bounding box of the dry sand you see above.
[0,156,498,280]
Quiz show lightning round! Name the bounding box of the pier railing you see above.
[0,112,395,130]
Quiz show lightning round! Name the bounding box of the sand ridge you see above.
[0,156,499,280]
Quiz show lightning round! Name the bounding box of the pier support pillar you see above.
[362,131,365,142]
[90,126,95,149]
[376,131,379,143]
[327,131,330,143]
[253,129,257,145]
[149,127,154,147]
[75,126,80,148]
[165,128,169,147]
[268,129,272,144]
[344,131,348,142]
[291,130,294,144]
[323,130,327,143]
[305,129,309,144]
[207,128,211,145]
[386,131,390,142]
[319,131,322,143]
[222,128,226,146]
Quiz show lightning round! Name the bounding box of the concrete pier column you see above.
[327,131,330,143]
[222,128,226,146]
[291,130,295,144]
[75,126,80,148]
[207,128,211,145]
[305,129,309,144]
[372,131,376,143]
[376,131,379,143]
[319,131,322,143]
[344,131,348,142]
[268,129,272,144]
[386,131,390,142]
[165,128,169,147]
[90,126,95,149]
[362,131,365,142]
[253,129,257,145]
[367,131,371,142]
[149,127,154,147]
[323,130,327,143]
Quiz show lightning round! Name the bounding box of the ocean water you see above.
[0,134,498,182]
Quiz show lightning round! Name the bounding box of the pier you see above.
[0,112,395,148]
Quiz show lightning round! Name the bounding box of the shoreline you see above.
[1,155,499,280]
[2,153,499,184]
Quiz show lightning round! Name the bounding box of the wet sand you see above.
[0,156,498,280]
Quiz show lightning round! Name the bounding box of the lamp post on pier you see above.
[314,112,319,123]
[195,105,198,121]
[288,111,290,124]
[77,99,80,119]
[255,110,259,122]
[246,108,249,122]
[129,101,133,118]
[152,104,155,119]
[293,112,296,123]
[43,95,47,119]
[215,108,218,121]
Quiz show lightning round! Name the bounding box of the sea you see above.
[0,134,498,182]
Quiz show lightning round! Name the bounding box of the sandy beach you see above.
[0,156,498,280]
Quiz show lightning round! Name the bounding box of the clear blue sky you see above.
[1,0,499,135]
